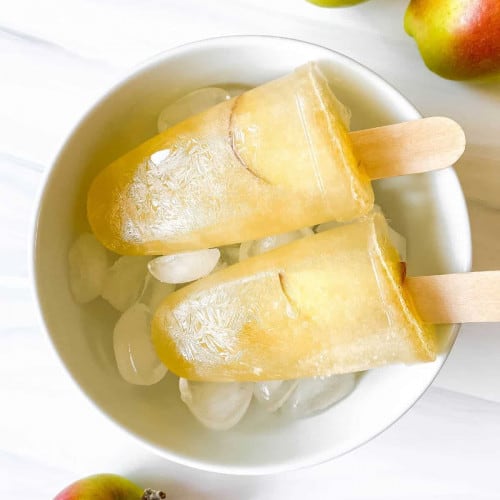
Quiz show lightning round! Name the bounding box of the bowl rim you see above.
[30,34,472,475]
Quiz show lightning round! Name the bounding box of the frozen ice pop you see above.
[87,63,374,255]
[151,212,436,381]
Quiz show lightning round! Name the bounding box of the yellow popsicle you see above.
[151,212,436,381]
[87,63,373,255]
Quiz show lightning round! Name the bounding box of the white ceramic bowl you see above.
[33,36,471,475]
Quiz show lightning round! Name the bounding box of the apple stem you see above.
[142,489,167,499]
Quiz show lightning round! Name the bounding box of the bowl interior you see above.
[34,36,471,474]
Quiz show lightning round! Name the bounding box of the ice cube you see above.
[239,228,314,261]
[113,303,167,385]
[157,87,230,132]
[68,233,109,303]
[139,274,176,312]
[179,379,253,431]
[253,380,299,413]
[101,256,150,312]
[147,249,220,284]
[281,373,356,418]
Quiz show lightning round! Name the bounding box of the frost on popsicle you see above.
[148,249,220,284]
[101,256,150,312]
[179,378,253,431]
[68,233,109,303]
[157,87,230,133]
[113,303,167,385]
[253,380,299,413]
[281,374,356,418]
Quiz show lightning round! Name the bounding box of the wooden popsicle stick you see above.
[350,117,466,180]
[406,271,500,324]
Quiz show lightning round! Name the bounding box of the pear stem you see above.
[142,489,167,499]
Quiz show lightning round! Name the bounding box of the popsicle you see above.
[151,212,436,381]
[87,63,465,256]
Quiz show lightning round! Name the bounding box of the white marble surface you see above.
[1,0,499,497]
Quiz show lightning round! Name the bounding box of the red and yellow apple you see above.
[405,0,500,80]
[54,473,166,500]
